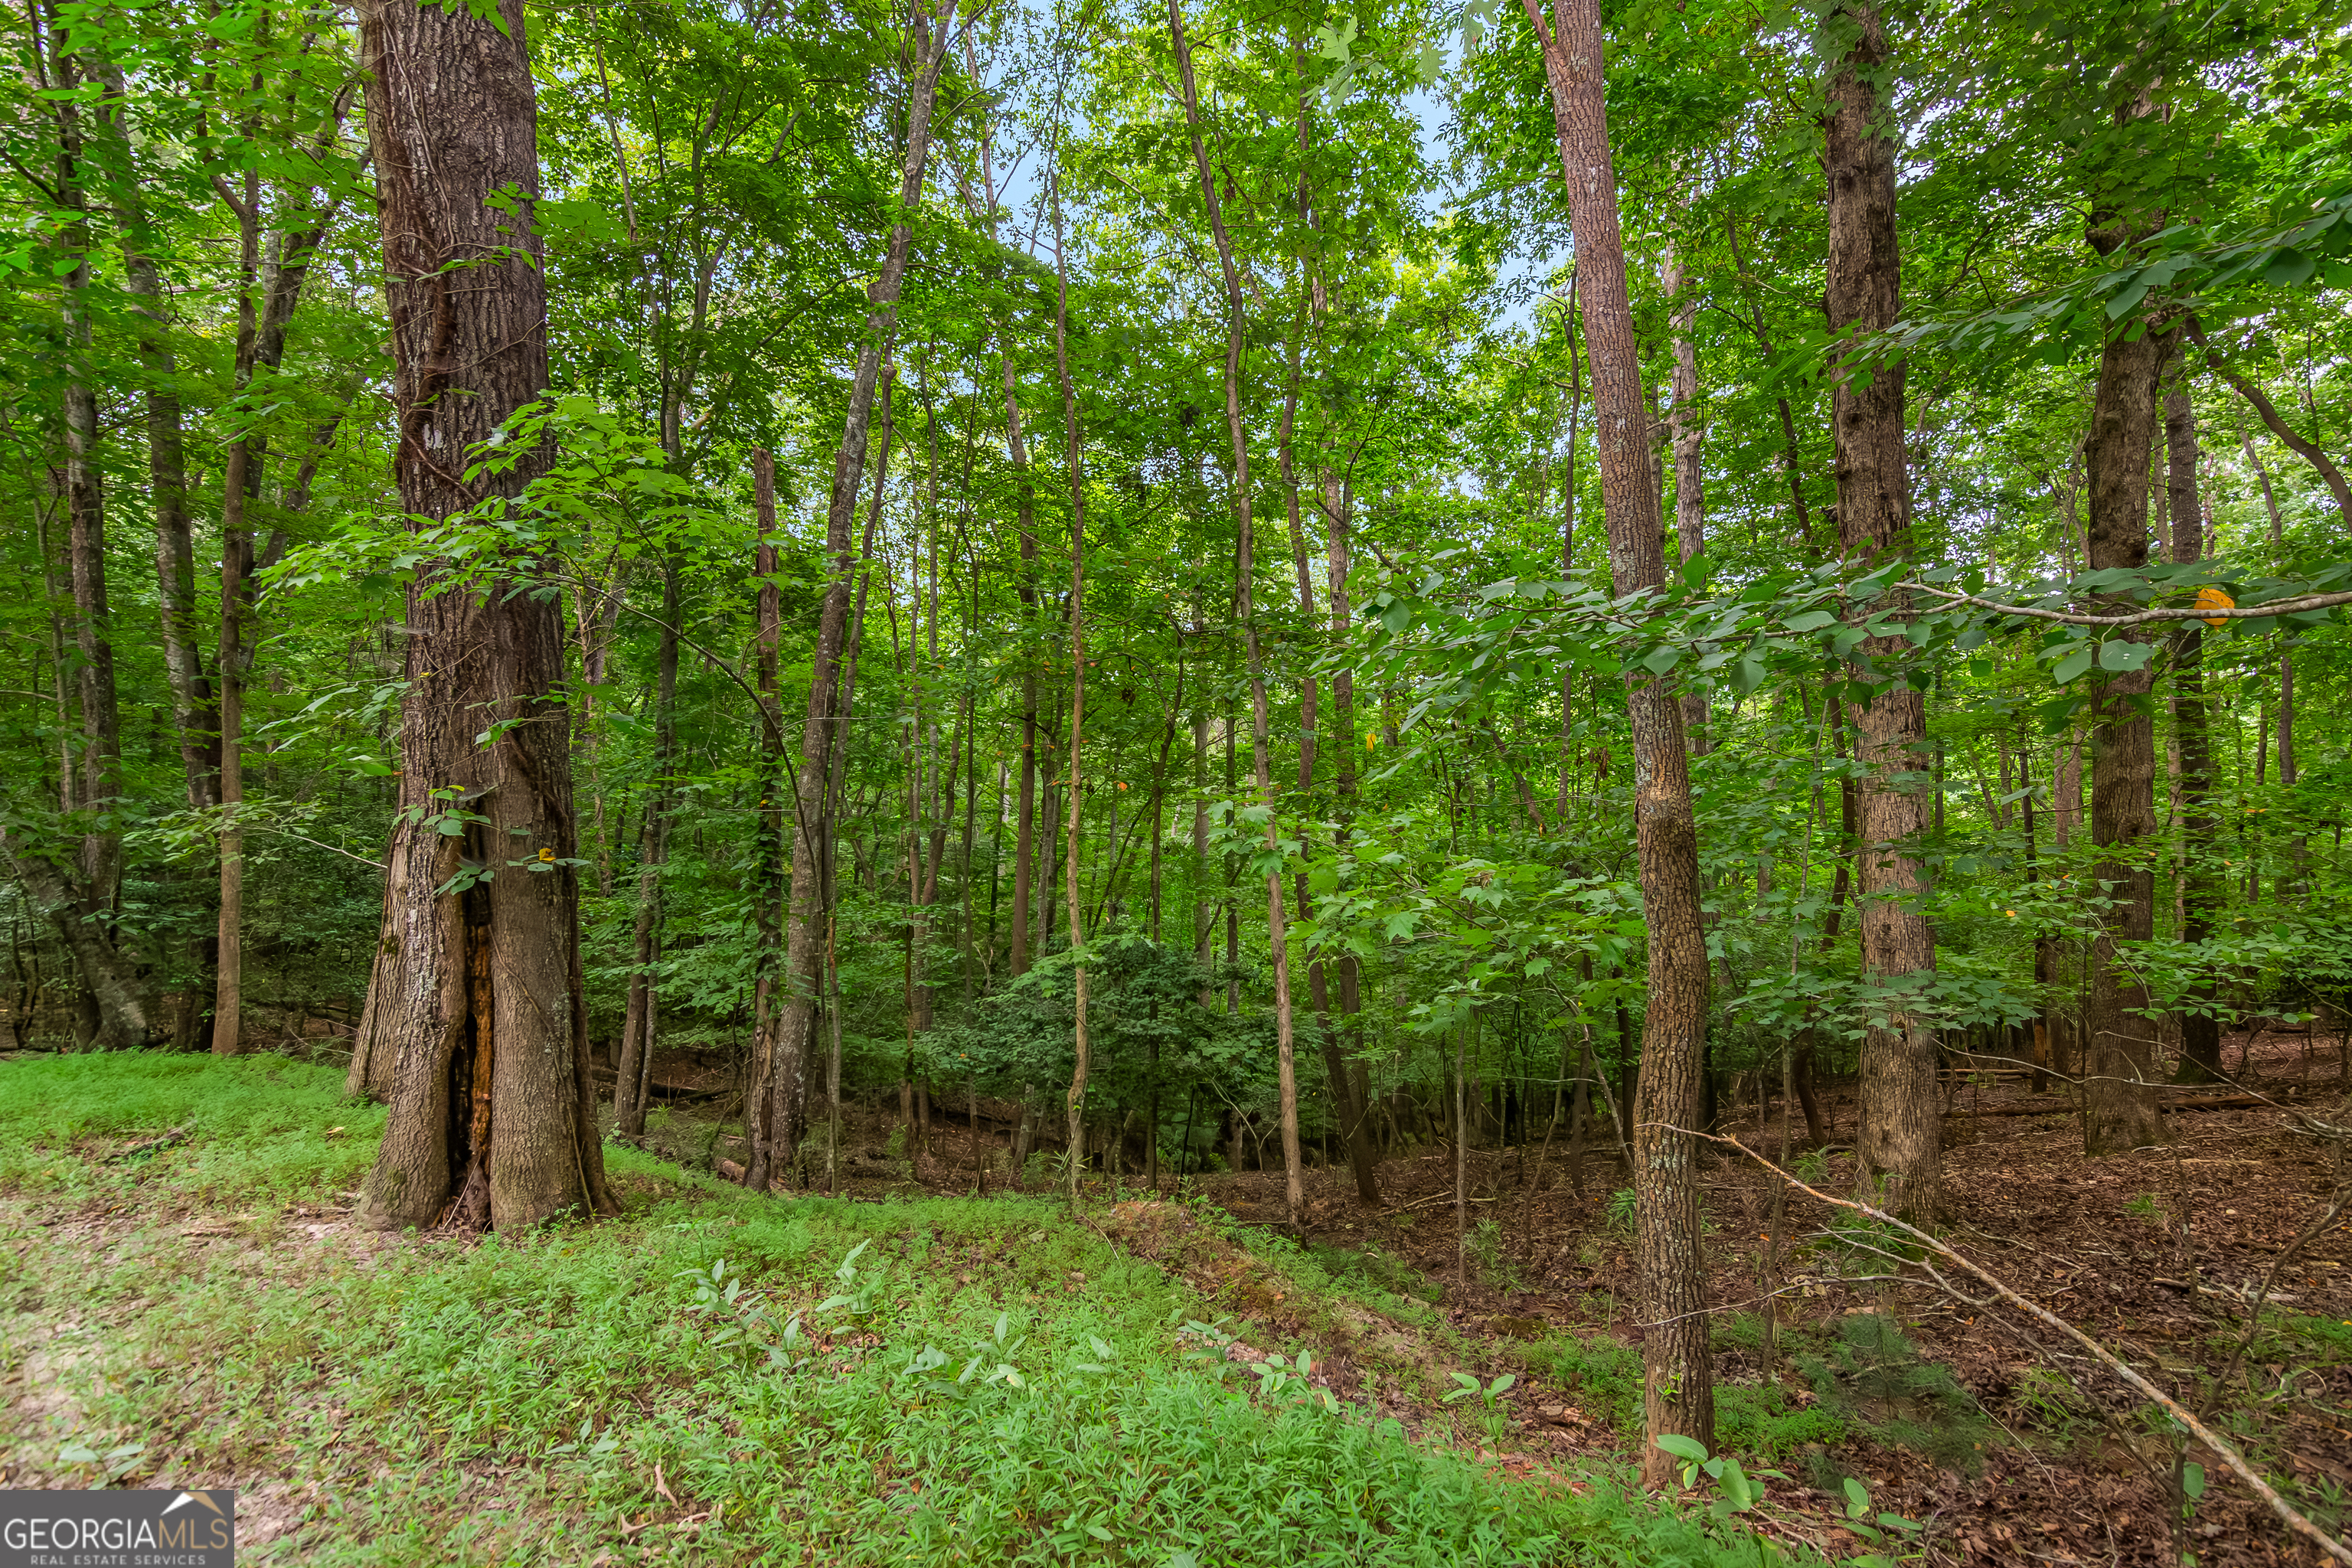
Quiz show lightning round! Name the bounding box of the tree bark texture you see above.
[1525,0,1713,1481]
[351,0,612,1232]
[1825,0,1940,1220]
[2079,320,2167,1154]
[1661,238,1707,750]
[2164,358,2222,1083]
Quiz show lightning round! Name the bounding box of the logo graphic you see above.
[2,1488,235,1566]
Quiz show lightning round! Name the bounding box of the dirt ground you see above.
[647,1027,2350,1567]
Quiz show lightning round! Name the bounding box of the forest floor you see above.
[1,1041,2344,1566]
[0,1049,1785,1566]
[624,1030,2352,1568]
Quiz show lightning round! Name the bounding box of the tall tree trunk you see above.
[1524,0,1713,1479]
[1047,168,1093,1206]
[1557,278,1583,817]
[612,560,680,1135]
[1006,356,1040,978]
[1173,0,1305,1229]
[747,450,786,1173]
[1826,0,1939,1220]
[2164,357,2222,1084]
[756,5,953,1185]
[352,0,612,1230]
[211,139,345,1057]
[213,440,251,1055]
[111,235,217,811]
[38,29,145,1049]
[1276,87,1379,1207]
[1324,472,1380,1201]
[2078,299,2167,1155]
[1661,235,1707,751]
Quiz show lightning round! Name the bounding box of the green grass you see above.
[0,1052,1816,1566]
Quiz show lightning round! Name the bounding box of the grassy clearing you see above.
[0,1053,1812,1566]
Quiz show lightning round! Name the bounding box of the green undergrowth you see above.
[0,1050,386,1204]
[1522,1311,1985,1478]
[0,1052,1816,1566]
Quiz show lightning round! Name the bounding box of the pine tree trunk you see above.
[1525,0,1713,1479]
[351,0,609,1230]
[1826,0,1939,1220]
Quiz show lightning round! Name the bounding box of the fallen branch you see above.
[1696,1128,2352,1566]
[1946,1089,2321,1119]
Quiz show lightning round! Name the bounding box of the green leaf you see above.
[1783,609,1838,634]
[2097,639,2153,671]
[1654,1433,1710,1462]
[2182,1462,2205,1501]
[2053,646,2095,684]
[2262,248,2317,286]
[1641,644,1681,675]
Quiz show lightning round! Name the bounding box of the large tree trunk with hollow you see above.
[1826,0,1940,1220]
[351,0,612,1232]
[1526,0,1713,1483]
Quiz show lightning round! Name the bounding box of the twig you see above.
[1697,1127,2352,1566]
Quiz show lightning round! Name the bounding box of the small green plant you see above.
[815,1239,887,1318]
[1837,1475,1926,1567]
[547,1418,620,1458]
[676,1256,812,1372]
[1463,1217,1524,1291]
[1251,1348,1337,1409]
[2124,1193,2163,1221]
[1604,1186,1638,1236]
[1797,1313,1994,1475]
[903,1309,1027,1400]
[58,1440,144,1483]
[1655,1434,1767,1521]
[1442,1370,1516,1410]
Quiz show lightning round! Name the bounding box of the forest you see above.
[2,0,2351,1557]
